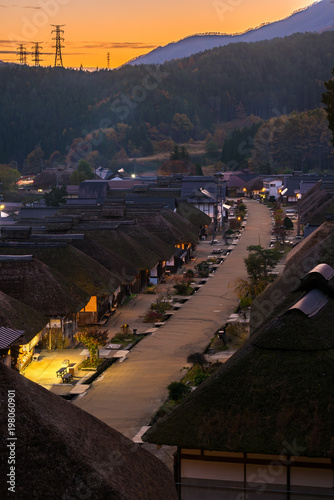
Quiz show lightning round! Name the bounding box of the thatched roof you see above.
[133,210,198,246]
[0,363,178,499]
[0,243,119,296]
[143,265,334,458]
[244,176,263,192]
[0,291,48,342]
[176,201,212,227]
[33,170,72,188]
[0,256,89,316]
[160,209,201,243]
[250,222,334,333]
[85,228,165,271]
[120,224,174,261]
[70,236,139,285]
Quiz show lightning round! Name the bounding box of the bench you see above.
[62,373,73,383]
[56,367,67,378]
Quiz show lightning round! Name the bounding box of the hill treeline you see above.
[0,31,334,169]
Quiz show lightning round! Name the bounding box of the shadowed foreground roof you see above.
[0,291,48,342]
[0,364,178,500]
[250,221,334,333]
[144,267,334,457]
[0,256,89,316]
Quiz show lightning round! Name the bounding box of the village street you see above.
[74,200,273,441]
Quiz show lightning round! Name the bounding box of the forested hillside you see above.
[0,31,334,170]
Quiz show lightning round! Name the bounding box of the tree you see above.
[233,277,268,307]
[23,147,44,175]
[171,113,193,142]
[44,185,67,206]
[167,381,191,402]
[323,67,334,146]
[245,245,281,282]
[70,159,94,184]
[0,165,20,192]
[284,216,294,229]
[74,327,108,362]
[187,352,207,369]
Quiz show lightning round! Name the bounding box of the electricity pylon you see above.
[31,42,43,67]
[17,44,27,65]
[51,24,65,67]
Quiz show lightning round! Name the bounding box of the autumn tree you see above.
[74,327,109,362]
[0,164,20,192]
[245,245,281,282]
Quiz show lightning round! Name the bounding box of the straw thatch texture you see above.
[70,236,139,285]
[0,363,178,499]
[0,257,89,316]
[0,244,119,296]
[0,291,47,342]
[176,202,212,228]
[144,297,334,457]
[250,222,334,333]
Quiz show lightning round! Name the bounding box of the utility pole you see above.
[51,24,65,67]
[31,42,43,67]
[107,52,110,69]
[17,44,27,65]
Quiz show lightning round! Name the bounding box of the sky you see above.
[0,0,318,69]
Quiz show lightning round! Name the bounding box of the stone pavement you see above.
[74,200,273,440]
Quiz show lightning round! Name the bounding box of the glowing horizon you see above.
[0,1,319,69]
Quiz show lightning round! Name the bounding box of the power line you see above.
[107,52,110,69]
[51,24,65,67]
[31,42,43,67]
[17,44,27,65]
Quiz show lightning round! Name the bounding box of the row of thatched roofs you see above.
[0,200,211,498]
[144,222,334,458]
[0,201,210,343]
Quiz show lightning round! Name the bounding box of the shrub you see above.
[173,282,193,295]
[283,216,294,229]
[143,310,165,323]
[194,372,210,386]
[187,352,208,368]
[167,381,191,402]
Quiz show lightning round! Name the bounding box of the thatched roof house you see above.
[70,235,139,285]
[0,363,178,499]
[0,243,120,297]
[250,221,334,333]
[0,291,48,342]
[143,263,334,498]
[0,255,89,317]
[176,202,212,228]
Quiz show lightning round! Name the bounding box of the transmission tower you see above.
[51,24,65,67]
[107,52,110,69]
[17,44,27,65]
[31,42,43,67]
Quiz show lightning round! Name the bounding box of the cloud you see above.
[79,41,158,50]
[0,4,41,8]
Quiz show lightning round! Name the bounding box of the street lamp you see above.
[296,192,302,238]
[213,172,227,245]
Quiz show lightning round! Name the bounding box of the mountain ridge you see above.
[128,0,334,65]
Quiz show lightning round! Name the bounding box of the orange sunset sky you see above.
[0,0,318,68]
